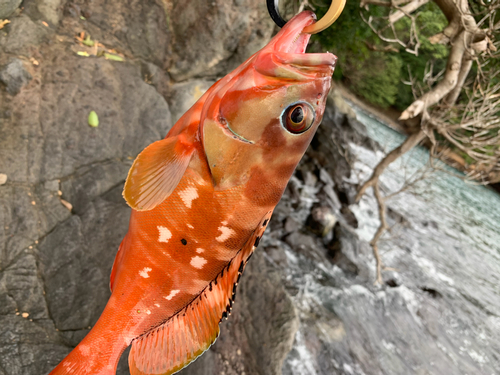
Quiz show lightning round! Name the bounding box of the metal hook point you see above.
[266,0,346,34]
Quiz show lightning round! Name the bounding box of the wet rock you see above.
[0,59,32,95]
[0,0,21,18]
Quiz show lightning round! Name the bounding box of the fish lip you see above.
[274,11,337,68]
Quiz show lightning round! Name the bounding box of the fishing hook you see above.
[266,0,346,34]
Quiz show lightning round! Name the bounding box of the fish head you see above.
[202,11,336,195]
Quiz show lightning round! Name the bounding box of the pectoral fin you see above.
[123,136,194,211]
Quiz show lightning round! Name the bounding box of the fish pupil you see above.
[290,107,303,124]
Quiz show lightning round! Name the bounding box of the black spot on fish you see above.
[232,283,237,295]
[209,282,213,291]
[246,253,253,263]
[181,238,187,245]
[254,236,261,247]
[238,261,244,273]
[221,267,224,278]
[222,311,227,319]
[263,219,269,227]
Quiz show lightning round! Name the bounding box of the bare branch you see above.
[370,181,387,285]
[361,0,412,7]
[400,30,469,120]
[355,130,427,202]
[443,54,473,105]
[389,0,430,24]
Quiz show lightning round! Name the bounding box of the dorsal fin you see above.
[128,211,273,375]
[123,134,195,211]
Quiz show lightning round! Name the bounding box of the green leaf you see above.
[82,35,94,47]
[104,53,124,62]
[88,111,99,127]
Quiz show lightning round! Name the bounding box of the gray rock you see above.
[0,59,32,95]
[181,251,299,375]
[167,79,215,124]
[0,0,21,18]
[0,14,50,54]
[22,0,64,25]
[0,9,172,371]
[167,0,274,81]
[37,187,130,333]
[0,50,171,185]
[65,0,171,68]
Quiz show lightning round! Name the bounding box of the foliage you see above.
[305,1,450,110]
[350,53,403,107]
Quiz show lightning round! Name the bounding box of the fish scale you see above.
[49,10,336,375]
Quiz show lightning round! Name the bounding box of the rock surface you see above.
[0,0,21,19]
[0,59,32,95]
[1,1,500,375]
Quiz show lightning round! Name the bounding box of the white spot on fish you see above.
[190,256,207,269]
[79,345,90,356]
[139,267,152,278]
[164,290,180,300]
[221,220,228,225]
[216,226,235,242]
[154,303,160,308]
[196,248,205,254]
[187,224,194,229]
[158,226,172,243]
[179,187,199,208]
[146,310,151,315]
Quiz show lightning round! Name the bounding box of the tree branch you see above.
[370,181,387,285]
[400,31,469,120]
[361,0,412,7]
[389,0,430,24]
[443,54,473,105]
[355,130,427,202]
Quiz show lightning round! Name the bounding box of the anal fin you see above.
[129,246,246,375]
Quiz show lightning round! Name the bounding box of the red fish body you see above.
[50,11,335,375]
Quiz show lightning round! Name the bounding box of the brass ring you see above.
[266,0,346,34]
[303,0,346,34]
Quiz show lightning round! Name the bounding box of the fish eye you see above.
[280,102,315,134]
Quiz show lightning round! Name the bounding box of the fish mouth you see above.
[274,11,337,69]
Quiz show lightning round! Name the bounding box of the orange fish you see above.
[50,11,336,375]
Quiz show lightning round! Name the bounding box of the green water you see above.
[351,105,500,254]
